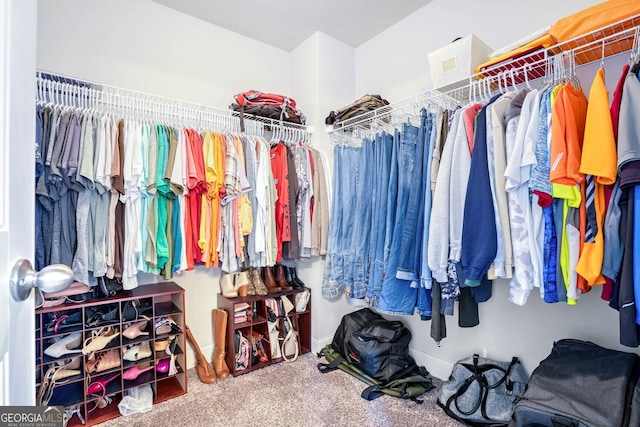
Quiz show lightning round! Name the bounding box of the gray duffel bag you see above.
[437,354,529,426]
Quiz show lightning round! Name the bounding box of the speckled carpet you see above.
[97,352,463,427]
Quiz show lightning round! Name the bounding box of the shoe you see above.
[85,348,121,374]
[46,311,82,334]
[154,316,182,336]
[154,339,171,352]
[234,271,251,297]
[85,304,119,328]
[156,358,170,374]
[123,341,152,361]
[44,332,83,358]
[219,271,238,298]
[123,317,150,340]
[283,266,302,289]
[212,309,230,379]
[274,265,292,291]
[262,266,280,293]
[290,266,305,288]
[82,326,120,354]
[87,373,120,395]
[123,362,154,381]
[250,268,269,296]
[50,356,82,381]
[122,299,153,322]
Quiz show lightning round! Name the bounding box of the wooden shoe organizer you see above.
[35,282,187,426]
[217,287,311,377]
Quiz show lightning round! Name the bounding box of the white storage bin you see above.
[428,35,493,88]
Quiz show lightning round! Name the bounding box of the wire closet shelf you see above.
[328,13,640,135]
[35,70,314,142]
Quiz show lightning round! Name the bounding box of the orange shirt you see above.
[550,83,588,185]
[576,68,617,286]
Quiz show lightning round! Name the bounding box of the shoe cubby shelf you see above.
[217,287,311,377]
[35,281,187,427]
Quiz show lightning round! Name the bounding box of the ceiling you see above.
[151,0,433,51]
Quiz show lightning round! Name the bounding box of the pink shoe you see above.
[122,317,150,340]
[122,363,154,381]
[156,358,170,374]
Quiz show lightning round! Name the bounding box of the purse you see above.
[279,297,299,362]
[437,354,529,426]
[96,276,124,298]
[280,320,299,362]
[234,331,250,370]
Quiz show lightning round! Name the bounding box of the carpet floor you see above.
[98,352,464,427]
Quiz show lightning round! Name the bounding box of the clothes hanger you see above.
[524,64,533,90]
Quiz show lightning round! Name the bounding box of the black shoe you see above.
[284,267,303,289]
[291,267,305,288]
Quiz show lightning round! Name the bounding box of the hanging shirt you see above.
[576,68,617,286]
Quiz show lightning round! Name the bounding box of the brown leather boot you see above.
[262,266,280,293]
[274,265,292,290]
[212,309,230,378]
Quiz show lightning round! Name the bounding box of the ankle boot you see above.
[234,271,251,297]
[283,266,300,289]
[220,272,238,298]
[291,267,305,288]
[274,265,292,290]
[262,266,280,293]
[212,309,230,379]
[250,268,269,296]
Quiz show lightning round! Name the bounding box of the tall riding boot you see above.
[219,272,238,298]
[212,309,231,378]
[262,266,280,293]
[274,265,292,290]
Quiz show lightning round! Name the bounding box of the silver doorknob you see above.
[10,259,74,301]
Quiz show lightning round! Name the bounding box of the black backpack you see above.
[330,308,419,384]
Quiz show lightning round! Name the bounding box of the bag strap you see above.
[317,355,346,374]
[361,374,432,403]
[448,355,520,420]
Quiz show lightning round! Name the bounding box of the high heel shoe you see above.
[44,332,83,358]
[219,271,238,298]
[87,373,120,395]
[50,357,82,381]
[234,271,251,297]
[123,317,150,340]
[122,362,154,381]
[156,358,171,374]
[82,326,120,354]
[123,341,152,362]
[46,310,83,334]
[154,317,182,336]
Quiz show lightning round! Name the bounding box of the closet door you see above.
[0,0,37,406]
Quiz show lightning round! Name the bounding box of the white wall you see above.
[36,0,296,366]
[291,32,357,349]
[355,0,606,102]
[354,0,640,380]
[37,0,291,108]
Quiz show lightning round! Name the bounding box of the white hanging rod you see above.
[327,90,459,134]
[35,70,314,136]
